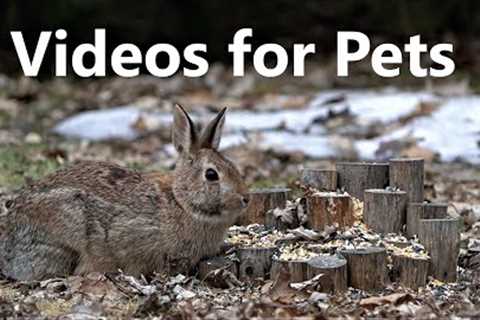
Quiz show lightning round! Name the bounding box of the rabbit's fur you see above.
[0,105,249,281]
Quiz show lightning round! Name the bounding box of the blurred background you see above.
[0,1,479,207]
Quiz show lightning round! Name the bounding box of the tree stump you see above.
[270,255,347,293]
[237,247,275,281]
[306,193,355,231]
[238,188,290,225]
[389,158,424,203]
[340,247,388,291]
[364,189,407,234]
[198,256,238,288]
[391,254,430,289]
[301,169,338,191]
[406,202,448,238]
[306,255,348,293]
[336,162,389,200]
[418,218,460,282]
[270,257,309,283]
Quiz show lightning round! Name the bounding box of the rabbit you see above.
[0,104,249,281]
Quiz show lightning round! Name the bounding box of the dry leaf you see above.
[360,293,413,309]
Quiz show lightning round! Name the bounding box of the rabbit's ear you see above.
[173,104,198,154]
[200,107,226,150]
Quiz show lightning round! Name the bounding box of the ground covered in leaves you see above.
[0,69,479,318]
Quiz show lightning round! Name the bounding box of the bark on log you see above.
[364,189,407,234]
[306,193,355,231]
[406,202,448,238]
[389,158,424,203]
[418,218,460,282]
[198,256,239,288]
[270,257,309,283]
[301,169,338,191]
[336,162,389,200]
[238,188,290,225]
[306,255,348,293]
[340,247,388,291]
[270,255,347,293]
[237,247,275,281]
[391,254,430,290]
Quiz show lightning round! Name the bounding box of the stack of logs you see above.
[200,158,460,293]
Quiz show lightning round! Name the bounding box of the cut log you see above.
[340,247,388,291]
[306,192,355,231]
[301,169,338,191]
[237,247,275,281]
[406,203,424,239]
[406,202,448,238]
[270,257,309,283]
[364,189,407,234]
[270,255,347,293]
[391,254,430,290]
[198,256,239,288]
[336,162,389,200]
[306,255,348,293]
[238,188,290,225]
[418,218,460,282]
[389,158,424,203]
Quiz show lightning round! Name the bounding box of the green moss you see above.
[0,144,63,190]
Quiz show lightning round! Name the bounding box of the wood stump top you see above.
[340,247,386,255]
[309,255,347,268]
[336,161,389,167]
[364,188,407,195]
[392,252,430,261]
[308,192,350,198]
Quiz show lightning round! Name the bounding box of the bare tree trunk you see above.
[306,193,355,231]
[364,189,407,234]
[389,158,424,203]
[336,162,389,200]
[301,169,337,191]
[238,188,290,225]
[237,247,275,281]
[340,247,388,291]
[406,202,447,238]
[391,254,430,289]
[418,218,460,282]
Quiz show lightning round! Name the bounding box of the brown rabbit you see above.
[0,105,249,281]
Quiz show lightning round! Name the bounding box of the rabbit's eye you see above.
[205,168,219,181]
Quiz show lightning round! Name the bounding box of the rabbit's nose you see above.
[241,195,250,207]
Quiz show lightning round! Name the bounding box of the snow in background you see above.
[53,89,480,164]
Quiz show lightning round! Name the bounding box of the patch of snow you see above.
[356,96,480,163]
[54,90,434,141]
[347,91,436,123]
[53,106,142,140]
[53,89,479,164]
[53,106,171,141]
[309,89,438,124]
